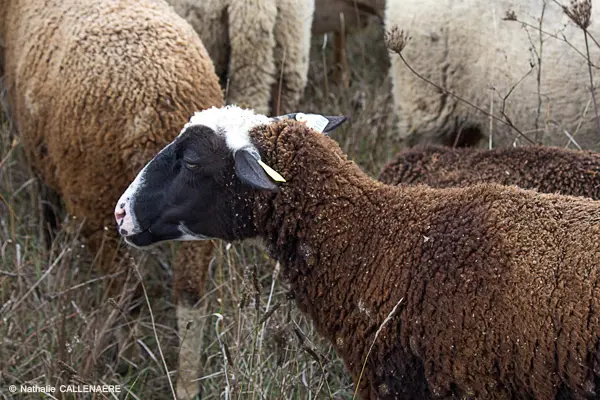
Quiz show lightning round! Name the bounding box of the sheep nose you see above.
[115,203,126,221]
[115,193,137,237]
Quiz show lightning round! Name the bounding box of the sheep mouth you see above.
[123,230,161,249]
[121,220,212,248]
[122,224,182,249]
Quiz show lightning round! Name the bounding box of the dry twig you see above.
[385,27,535,144]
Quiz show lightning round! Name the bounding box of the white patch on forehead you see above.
[179,105,271,152]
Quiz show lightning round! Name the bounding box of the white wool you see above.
[167,0,314,115]
[180,105,271,152]
[385,0,600,149]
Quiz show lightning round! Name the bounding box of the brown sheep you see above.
[116,106,600,399]
[0,0,222,398]
[378,145,600,199]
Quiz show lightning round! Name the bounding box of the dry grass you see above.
[0,20,393,399]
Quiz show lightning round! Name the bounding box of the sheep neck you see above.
[249,121,423,374]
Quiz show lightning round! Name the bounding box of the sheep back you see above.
[250,122,600,399]
[378,145,600,199]
[2,2,222,398]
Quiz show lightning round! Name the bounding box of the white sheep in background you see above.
[386,0,600,149]
[167,0,314,115]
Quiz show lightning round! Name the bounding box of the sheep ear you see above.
[271,113,347,134]
[234,149,280,192]
[320,115,347,133]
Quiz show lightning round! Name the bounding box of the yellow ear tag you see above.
[257,159,286,182]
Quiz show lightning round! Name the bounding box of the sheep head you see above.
[114,105,346,248]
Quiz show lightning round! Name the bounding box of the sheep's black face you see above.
[114,105,281,247]
[115,105,347,248]
[115,125,242,247]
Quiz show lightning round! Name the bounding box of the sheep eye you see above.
[183,160,200,170]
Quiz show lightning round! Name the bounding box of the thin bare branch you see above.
[583,29,600,135]
[505,15,600,69]
[535,3,546,140]
[352,297,404,400]
[387,43,535,144]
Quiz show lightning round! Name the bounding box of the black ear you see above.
[234,149,279,192]
[322,116,348,133]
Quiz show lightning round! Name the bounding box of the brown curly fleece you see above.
[1,0,222,274]
[248,121,600,399]
[1,1,222,397]
[379,145,600,199]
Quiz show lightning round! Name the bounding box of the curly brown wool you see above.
[1,1,222,398]
[248,121,600,399]
[379,145,600,199]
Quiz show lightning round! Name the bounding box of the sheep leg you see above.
[173,241,214,400]
[175,301,209,400]
[333,30,350,89]
[270,0,315,114]
[37,179,62,250]
[226,0,277,115]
